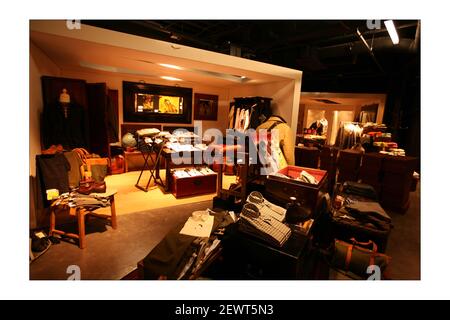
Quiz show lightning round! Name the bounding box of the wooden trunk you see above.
[171,172,217,198]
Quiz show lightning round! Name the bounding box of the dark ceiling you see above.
[82,20,421,157]
[83,20,420,92]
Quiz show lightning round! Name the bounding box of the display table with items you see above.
[138,185,320,280]
[131,127,215,196]
[171,167,217,198]
[156,147,210,193]
[49,189,117,249]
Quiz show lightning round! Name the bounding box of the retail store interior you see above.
[29,20,420,280]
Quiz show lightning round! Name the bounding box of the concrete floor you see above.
[30,200,212,280]
[96,171,236,215]
[29,172,420,280]
[385,183,421,279]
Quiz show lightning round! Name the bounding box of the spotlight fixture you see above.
[161,76,182,81]
[384,20,399,45]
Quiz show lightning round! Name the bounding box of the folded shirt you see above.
[246,191,286,222]
[238,203,291,247]
[136,128,161,137]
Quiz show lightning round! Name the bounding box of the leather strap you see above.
[369,255,375,267]
[344,244,354,271]
[350,238,378,253]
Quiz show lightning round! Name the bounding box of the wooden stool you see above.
[49,190,117,249]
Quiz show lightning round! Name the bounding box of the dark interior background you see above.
[83,20,420,160]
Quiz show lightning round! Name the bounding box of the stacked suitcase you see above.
[358,153,384,196]
[320,146,338,193]
[336,150,363,183]
[380,156,417,213]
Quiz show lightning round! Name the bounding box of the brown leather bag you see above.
[331,238,391,279]
[73,148,109,181]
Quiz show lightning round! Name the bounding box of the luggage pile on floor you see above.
[331,181,392,252]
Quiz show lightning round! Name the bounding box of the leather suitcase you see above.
[171,172,217,198]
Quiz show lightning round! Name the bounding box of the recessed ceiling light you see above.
[159,63,184,70]
[161,76,182,81]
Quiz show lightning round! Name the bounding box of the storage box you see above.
[265,166,328,217]
[171,172,217,198]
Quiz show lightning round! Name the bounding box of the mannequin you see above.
[42,88,88,149]
[309,117,328,136]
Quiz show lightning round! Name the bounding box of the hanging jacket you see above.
[228,105,235,129]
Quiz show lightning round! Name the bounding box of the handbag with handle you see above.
[331,238,391,279]
[73,148,109,182]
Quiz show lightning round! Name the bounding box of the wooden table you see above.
[49,190,117,249]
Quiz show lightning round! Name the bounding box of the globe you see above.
[122,132,137,148]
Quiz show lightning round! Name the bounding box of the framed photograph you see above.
[194,93,218,121]
[123,81,192,124]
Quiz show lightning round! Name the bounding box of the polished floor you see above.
[29,171,420,280]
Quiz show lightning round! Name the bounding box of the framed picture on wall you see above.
[194,93,218,121]
[123,81,193,124]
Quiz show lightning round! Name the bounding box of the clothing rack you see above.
[227,96,272,131]
[334,121,364,150]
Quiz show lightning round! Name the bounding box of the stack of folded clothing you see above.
[68,193,111,209]
[344,200,391,224]
[246,191,286,222]
[172,167,217,179]
[136,128,160,137]
[239,203,291,247]
[342,181,378,200]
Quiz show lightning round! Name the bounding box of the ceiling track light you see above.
[384,20,399,45]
